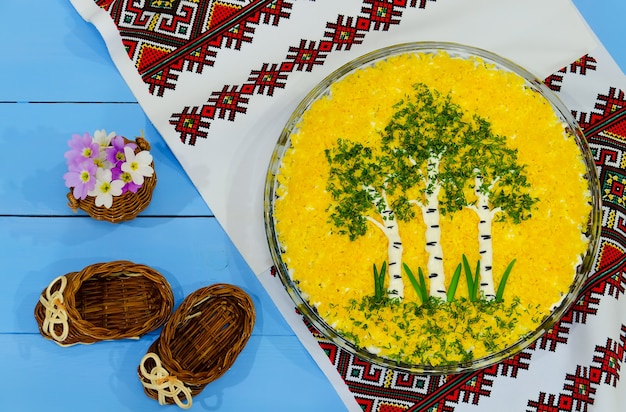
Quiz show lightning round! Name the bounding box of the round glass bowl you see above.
[264,42,601,374]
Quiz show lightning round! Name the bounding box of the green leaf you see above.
[447,263,462,302]
[495,259,516,302]
[403,263,427,304]
[373,261,387,300]
[473,259,481,301]
[462,254,475,302]
[417,267,428,303]
[379,261,387,295]
[373,263,381,299]
[403,263,419,301]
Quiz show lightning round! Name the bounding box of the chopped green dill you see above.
[336,291,536,366]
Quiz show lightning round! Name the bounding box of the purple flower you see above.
[111,165,141,194]
[65,133,99,166]
[106,136,136,166]
[63,160,97,200]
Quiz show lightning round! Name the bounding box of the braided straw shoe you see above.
[138,284,255,409]
[34,260,174,346]
[66,135,157,223]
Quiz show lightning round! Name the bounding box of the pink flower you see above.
[65,133,99,166]
[63,160,97,200]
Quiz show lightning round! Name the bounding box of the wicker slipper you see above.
[34,260,174,346]
[138,284,255,409]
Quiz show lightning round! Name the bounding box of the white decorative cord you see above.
[139,352,193,409]
[38,275,69,343]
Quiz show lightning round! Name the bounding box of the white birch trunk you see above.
[468,173,501,301]
[420,155,446,300]
[365,186,404,300]
[382,211,404,300]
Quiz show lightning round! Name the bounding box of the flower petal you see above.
[135,150,153,165]
[110,180,125,197]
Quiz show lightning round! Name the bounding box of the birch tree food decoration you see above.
[326,83,536,303]
[270,46,595,368]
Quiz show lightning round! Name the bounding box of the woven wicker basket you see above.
[66,135,157,223]
[138,284,255,409]
[34,260,174,346]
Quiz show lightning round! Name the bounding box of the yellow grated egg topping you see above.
[273,51,592,366]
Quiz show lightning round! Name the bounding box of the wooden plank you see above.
[0,103,211,216]
[0,333,346,412]
[0,216,289,337]
[0,1,136,102]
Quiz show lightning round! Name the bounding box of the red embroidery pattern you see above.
[285,40,329,72]
[362,0,404,30]
[527,327,626,412]
[98,0,290,97]
[570,55,598,76]
[574,87,626,129]
[544,55,598,92]
[544,67,567,92]
[593,335,623,386]
[535,315,571,352]
[170,0,436,145]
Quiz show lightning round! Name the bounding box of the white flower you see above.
[93,129,116,148]
[92,148,112,170]
[121,146,154,185]
[87,168,124,208]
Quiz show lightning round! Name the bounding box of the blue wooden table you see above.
[0,1,623,411]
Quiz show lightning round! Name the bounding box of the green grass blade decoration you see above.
[373,263,379,299]
[403,263,420,301]
[379,261,387,296]
[495,258,516,302]
[473,259,481,301]
[462,254,475,302]
[403,263,427,304]
[373,262,387,300]
[417,267,428,303]
[447,263,462,302]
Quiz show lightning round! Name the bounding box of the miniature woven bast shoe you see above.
[34,260,174,346]
[138,283,255,409]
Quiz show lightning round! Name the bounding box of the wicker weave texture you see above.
[34,260,174,346]
[139,283,256,405]
[67,136,157,223]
